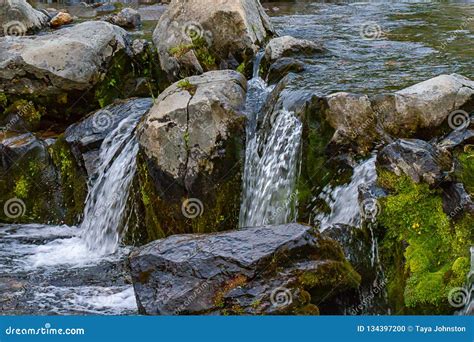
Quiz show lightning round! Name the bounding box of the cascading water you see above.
[239,53,303,228]
[316,156,377,230]
[80,109,143,255]
[0,100,151,314]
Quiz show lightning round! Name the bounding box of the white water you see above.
[0,105,147,315]
[316,156,377,230]
[239,53,303,228]
[80,110,143,255]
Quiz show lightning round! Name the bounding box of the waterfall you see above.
[80,109,144,255]
[239,53,303,228]
[316,156,377,230]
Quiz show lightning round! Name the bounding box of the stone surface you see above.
[377,139,453,186]
[266,57,305,85]
[0,21,132,118]
[441,182,474,218]
[131,70,247,240]
[0,132,65,223]
[265,35,325,63]
[0,0,48,36]
[322,74,474,153]
[129,223,361,315]
[153,0,275,81]
[103,8,141,29]
[64,98,153,177]
[49,12,73,28]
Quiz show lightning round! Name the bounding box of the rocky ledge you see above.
[129,223,360,315]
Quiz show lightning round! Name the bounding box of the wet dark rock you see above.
[0,132,65,223]
[377,139,453,186]
[437,129,474,150]
[129,223,361,315]
[266,57,305,85]
[322,224,377,288]
[64,98,153,177]
[441,182,474,219]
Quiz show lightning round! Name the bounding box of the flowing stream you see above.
[1,0,473,315]
[0,103,147,314]
[239,53,303,228]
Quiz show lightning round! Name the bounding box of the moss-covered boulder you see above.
[128,70,246,243]
[153,0,275,81]
[0,22,165,125]
[0,132,84,224]
[129,223,360,315]
[376,169,473,314]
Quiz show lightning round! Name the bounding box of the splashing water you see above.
[80,109,144,255]
[239,53,303,228]
[316,156,377,230]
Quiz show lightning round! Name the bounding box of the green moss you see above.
[236,62,246,75]
[48,136,87,224]
[13,176,29,198]
[456,149,474,195]
[177,79,197,95]
[378,171,472,314]
[170,36,217,73]
[0,92,7,109]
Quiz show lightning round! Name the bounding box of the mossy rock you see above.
[48,136,88,225]
[377,170,472,314]
[0,133,64,223]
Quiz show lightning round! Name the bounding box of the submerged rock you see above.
[377,138,453,186]
[0,0,48,36]
[153,0,275,81]
[129,223,360,315]
[131,70,246,241]
[0,21,133,120]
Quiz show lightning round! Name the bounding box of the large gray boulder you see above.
[0,21,132,118]
[129,223,361,315]
[131,70,246,241]
[153,0,275,81]
[0,0,48,36]
[323,74,474,153]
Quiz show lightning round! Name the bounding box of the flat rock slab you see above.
[129,223,360,315]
